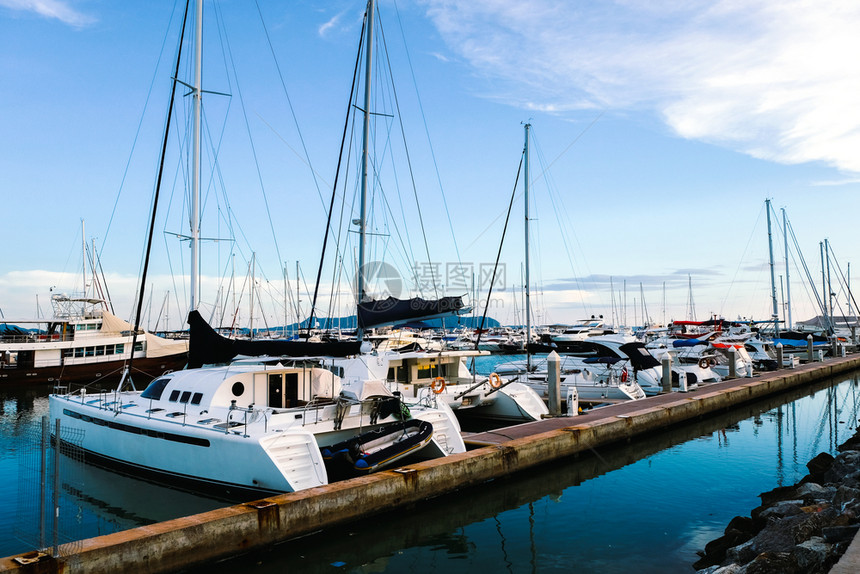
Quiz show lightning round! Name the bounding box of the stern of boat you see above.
[258,431,328,492]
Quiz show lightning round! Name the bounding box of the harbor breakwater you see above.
[694,428,860,573]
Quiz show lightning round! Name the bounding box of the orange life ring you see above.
[431,377,446,394]
[488,372,502,389]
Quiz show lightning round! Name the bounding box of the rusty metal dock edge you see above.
[4,355,860,574]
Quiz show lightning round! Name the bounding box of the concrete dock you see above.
[3,354,860,573]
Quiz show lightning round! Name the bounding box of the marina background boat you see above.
[0,295,187,387]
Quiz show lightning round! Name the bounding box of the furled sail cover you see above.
[619,342,662,370]
[187,310,361,368]
[357,296,465,329]
[672,338,706,348]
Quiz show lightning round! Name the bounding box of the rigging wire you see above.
[101,1,184,257]
[126,0,191,385]
[392,0,462,267]
[307,10,367,332]
[719,201,767,317]
[253,0,329,216]
[377,12,437,298]
[475,154,524,349]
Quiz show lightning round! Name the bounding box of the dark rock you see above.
[824,459,860,484]
[791,510,827,542]
[743,551,796,574]
[694,528,752,569]
[759,500,803,520]
[806,452,835,479]
[836,431,860,452]
[725,537,758,563]
[821,524,860,543]
[832,485,860,511]
[792,536,831,572]
[796,482,833,502]
[759,484,797,506]
[726,515,756,536]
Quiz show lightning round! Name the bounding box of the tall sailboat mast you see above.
[523,123,532,371]
[766,199,780,337]
[190,0,203,311]
[356,0,375,340]
[782,207,792,330]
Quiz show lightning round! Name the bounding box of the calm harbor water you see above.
[2,369,859,572]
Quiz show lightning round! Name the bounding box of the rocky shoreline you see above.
[694,428,860,573]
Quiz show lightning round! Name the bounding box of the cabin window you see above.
[84,347,94,357]
[62,349,73,358]
[329,366,344,377]
[231,382,245,397]
[416,364,440,379]
[141,378,171,400]
[387,365,408,383]
[133,342,143,352]
[95,346,105,356]
[179,391,192,404]
[190,392,203,405]
[74,348,84,358]
[168,390,181,402]
[115,344,124,354]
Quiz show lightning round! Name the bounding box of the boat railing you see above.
[0,333,72,344]
[56,384,115,411]
[226,400,253,437]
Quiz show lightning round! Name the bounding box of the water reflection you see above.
[0,384,229,557]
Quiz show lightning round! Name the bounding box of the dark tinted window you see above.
[169,390,181,402]
[179,391,191,403]
[191,392,203,405]
[141,378,171,400]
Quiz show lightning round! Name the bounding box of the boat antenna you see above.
[123,0,191,389]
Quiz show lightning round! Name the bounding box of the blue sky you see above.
[1,0,858,330]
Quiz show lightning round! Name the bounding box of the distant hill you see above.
[237,314,500,337]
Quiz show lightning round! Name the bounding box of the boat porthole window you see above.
[169,390,181,402]
[232,382,244,397]
[191,392,203,405]
[179,391,191,403]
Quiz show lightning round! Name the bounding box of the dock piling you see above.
[662,356,672,394]
[547,351,561,416]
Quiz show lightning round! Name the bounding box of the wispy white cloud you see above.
[318,8,351,38]
[420,0,860,173]
[0,0,95,27]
